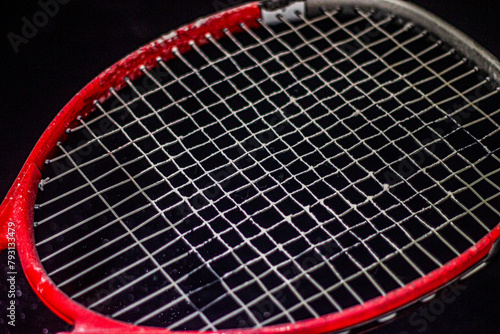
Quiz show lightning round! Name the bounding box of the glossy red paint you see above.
[0,2,499,333]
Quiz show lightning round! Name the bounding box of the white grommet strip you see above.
[262,1,306,25]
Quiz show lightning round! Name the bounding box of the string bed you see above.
[34,7,500,331]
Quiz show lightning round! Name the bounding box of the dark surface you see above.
[0,1,499,333]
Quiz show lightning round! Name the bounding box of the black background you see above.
[0,1,499,333]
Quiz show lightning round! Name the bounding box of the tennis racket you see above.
[1,0,500,333]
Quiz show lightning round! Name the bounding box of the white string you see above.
[34,8,500,330]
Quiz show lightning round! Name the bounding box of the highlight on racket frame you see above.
[1,0,500,333]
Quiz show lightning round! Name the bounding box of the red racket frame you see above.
[1,2,499,333]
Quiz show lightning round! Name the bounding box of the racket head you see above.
[1,1,500,333]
